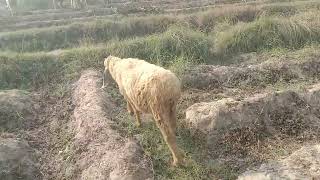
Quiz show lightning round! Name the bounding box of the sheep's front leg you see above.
[126,101,141,127]
[134,111,141,127]
[127,102,134,116]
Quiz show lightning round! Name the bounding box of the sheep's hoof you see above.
[172,160,181,167]
[100,85,106,89]
[172,155,186,167]
[136,122,141,127]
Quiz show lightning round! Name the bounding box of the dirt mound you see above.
[0,137,42,180]
[182,58,320,89]
[186,86,320,147]
[0,90,36,132]
[304,83,320,107]
[67,70,153,180]
[238,144,320,179]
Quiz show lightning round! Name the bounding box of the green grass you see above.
[2,28,320,91]
[215,16,320,56]
[183,4,261,33]
[113,109,238,180]
[2,0,318,55]
[0,46,106,90]
[107,26,215,66]
[0,16,177,52]
[0,3,264,53]
[261,4,298,16]
[0,53,62,89]
[8,0,50,12]
[16,0,50,11]
[0,26,214,90]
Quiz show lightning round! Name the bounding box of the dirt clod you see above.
[238,144,320,180]
[0,89,35,132]
[0,137,42,180]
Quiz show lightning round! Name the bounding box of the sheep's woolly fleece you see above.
[105,56,181,115]
[104,56,184,166]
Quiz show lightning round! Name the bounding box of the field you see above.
[1,0,320,179]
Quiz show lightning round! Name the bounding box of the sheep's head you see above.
[101,55,120,89]
[101,55,112,89]
[104,55,121,69]
[104,55,112,68]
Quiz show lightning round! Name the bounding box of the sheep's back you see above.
[116,60,181,112]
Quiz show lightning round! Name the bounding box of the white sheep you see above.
[102,55,185,166]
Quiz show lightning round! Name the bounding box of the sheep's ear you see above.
[106,55,114,60]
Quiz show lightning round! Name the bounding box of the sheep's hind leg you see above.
[153,112,184,166]
[134,111,141,127]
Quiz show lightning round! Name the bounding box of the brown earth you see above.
[186,89,320,138]
[238,144,320,179]
[182,58,320,90]
[0,89,36,132]
[0,137,42,180]
[0,69,154,180]
[65,70,153,180]
[184,83,320,178]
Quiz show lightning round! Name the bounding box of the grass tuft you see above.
[215,17,320,56]
[107,26,214,66]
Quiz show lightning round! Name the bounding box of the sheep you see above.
[101,55,185,166]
